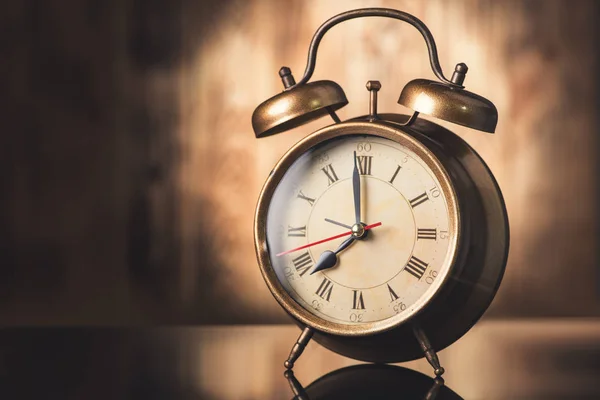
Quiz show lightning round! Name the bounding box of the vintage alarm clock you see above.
[252,8,509,376]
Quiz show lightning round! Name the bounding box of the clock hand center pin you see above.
[310,220,373,275]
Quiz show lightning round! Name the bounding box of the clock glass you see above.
[265,134,458,328]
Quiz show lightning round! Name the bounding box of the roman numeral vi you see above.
[352,290,365,309]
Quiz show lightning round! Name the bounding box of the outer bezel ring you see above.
[254,121,460,337]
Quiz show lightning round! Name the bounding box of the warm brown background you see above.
[1,0,599,325]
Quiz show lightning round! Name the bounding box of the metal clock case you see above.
[252,8,509,377]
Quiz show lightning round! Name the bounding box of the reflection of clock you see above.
[253,8,509,376]
[285,364,463,400]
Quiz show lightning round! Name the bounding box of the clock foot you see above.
[425,377,446,400]
[413,326,445,377]
[283,369,309,400]
[284,327,314,369]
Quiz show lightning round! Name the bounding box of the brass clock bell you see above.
[252,8,508,377]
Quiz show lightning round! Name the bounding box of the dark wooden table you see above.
[2,320,599,399]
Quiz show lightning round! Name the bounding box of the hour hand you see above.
[310,236,355,275]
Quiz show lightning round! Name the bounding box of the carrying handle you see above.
[292,8,461,89]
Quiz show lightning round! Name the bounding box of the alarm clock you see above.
[252,8,509,377]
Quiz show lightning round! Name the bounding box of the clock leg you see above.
[424,376,446,400]
[284,327,314,369]
[413,326,445,377]
[284,369,309,400]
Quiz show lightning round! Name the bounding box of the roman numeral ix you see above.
[292,252,313,277]
[297,190,315,206]
[404,256,428,280]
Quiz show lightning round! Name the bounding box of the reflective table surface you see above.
[2,320,599,399]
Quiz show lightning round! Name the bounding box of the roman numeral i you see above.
[389,165,401,184]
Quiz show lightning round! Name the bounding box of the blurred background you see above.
[1,0,600,398]
[2,0,599,325]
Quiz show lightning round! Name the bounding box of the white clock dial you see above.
[266,135,455,325]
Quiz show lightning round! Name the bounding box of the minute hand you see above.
[352,151,361,224]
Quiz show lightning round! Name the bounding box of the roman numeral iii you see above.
[352,290,365,309]
[321,164,339,185]
[417,228,437,240]
[287,225,306,237]
[316,277,333,301]
[357,156,372,175]
[292,252,313,276]
[409,192,429,208]
[404,256,428,279]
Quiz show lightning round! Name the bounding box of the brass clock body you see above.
[254,115,508,363]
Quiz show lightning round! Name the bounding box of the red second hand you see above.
[276,222,382,257]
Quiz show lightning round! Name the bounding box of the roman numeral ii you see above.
[409,192,429,208]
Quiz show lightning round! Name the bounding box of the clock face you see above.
[264,133,458,329]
